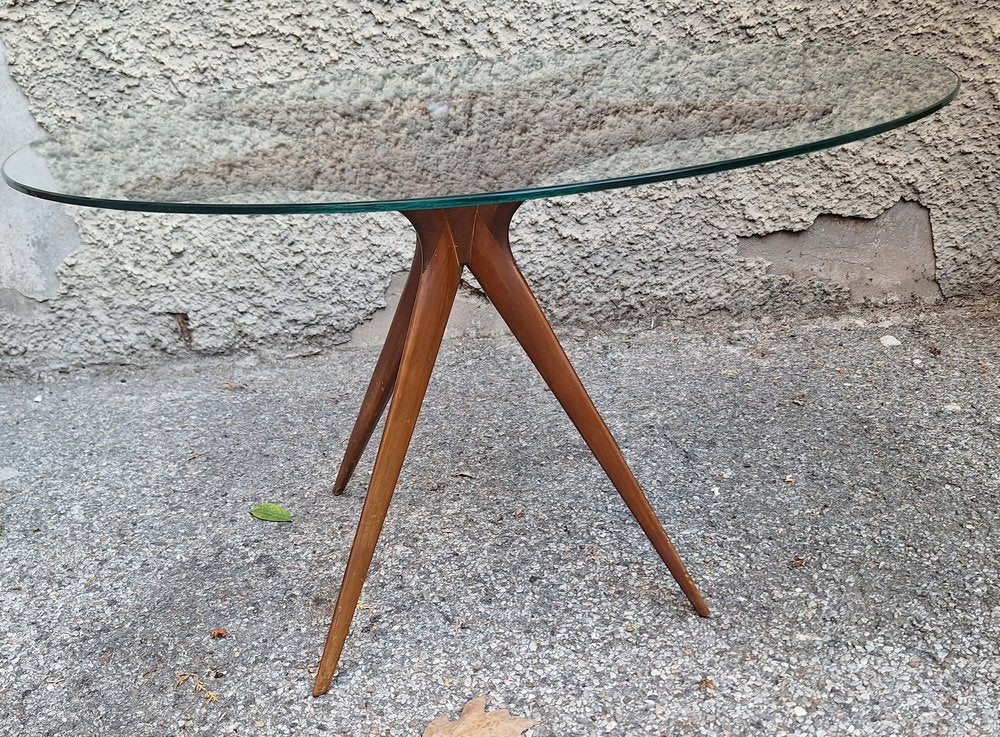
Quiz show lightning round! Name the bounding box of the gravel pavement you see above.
[1,302,998,736]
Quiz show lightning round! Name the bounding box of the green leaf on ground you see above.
[250,503,292,523]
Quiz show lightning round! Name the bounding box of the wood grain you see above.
[313,225,461,696]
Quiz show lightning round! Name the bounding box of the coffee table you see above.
[3,45,958,696]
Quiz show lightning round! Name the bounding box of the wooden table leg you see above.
[313,219,462,696]
[314,202,708,695]
[331,247,422,496]
[467,208,710,617]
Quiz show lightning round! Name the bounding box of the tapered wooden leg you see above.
[312,229,462,696]
[332,248,422,495]
[468,213,710,618]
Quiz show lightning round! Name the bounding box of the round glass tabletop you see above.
[3,45,958,215]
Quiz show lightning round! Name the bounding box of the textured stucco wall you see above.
[0,1,997,374]
[0,39,81,311]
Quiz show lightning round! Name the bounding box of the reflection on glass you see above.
[3,45,958,213]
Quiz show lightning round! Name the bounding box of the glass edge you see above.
[2,66,960,217]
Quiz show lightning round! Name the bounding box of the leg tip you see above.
[691,594,711,618]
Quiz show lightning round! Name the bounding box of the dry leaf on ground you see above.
[424,697,538,737]
[175,672,195,687]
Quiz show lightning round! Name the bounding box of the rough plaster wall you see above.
[0,38,81,309]
[0,1,997,374]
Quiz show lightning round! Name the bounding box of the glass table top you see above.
[3,45,958,215]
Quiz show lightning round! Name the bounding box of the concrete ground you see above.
[1,300,998,737]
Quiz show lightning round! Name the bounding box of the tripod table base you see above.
[312,202,709,697]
